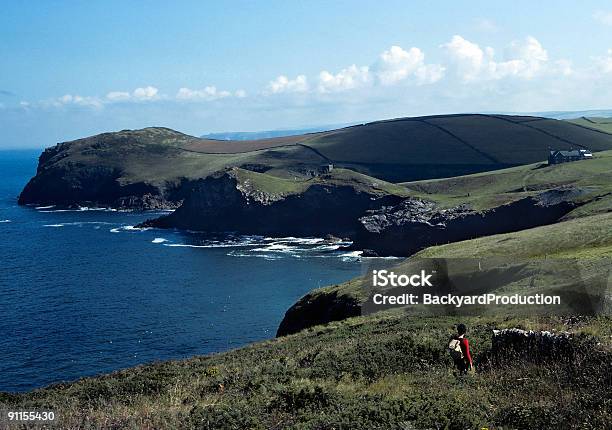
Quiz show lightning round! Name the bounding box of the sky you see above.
[1,0,612,148]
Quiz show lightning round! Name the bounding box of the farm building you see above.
[548,149,593,165]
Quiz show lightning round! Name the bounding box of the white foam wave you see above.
[227,251,284,260]
[152,238,168,244]
[163,243,210,248]
[251,244,295,253]
[35,205,55,209]
[0,219,11,223]
[43,221,112,228]
[338,251,363,262]
[263,236,325,245]
[110,225,150,233]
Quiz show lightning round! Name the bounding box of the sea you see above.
[0,150,364,392]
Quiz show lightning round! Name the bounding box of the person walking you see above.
[448,323,473,375]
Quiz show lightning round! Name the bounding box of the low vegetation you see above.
[1,314,609,429]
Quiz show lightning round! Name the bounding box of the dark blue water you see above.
[0,150,362,392]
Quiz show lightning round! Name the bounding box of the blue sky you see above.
[1,0,612,148]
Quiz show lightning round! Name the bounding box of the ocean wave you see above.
[251,243,296,253]
[110,225,150,233]
[338,251,363,262]
[154,233,359,260]
[227,251,285,260]
[163,243,211,248]
[262,236,325,245]
[44,221,113,228]
[38,206,118,213]
[0,219,11,223]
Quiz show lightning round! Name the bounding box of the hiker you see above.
[448,323,473,375]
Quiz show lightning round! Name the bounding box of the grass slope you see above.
[231,167,411,200]
[566,117,612,134]
[1,315,609,429]
[299,114,612,180]
[295,212,612,321]
[401,149,612,215]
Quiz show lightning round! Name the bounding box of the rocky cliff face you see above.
[350,188,583,257]
[142,170,404,237]
[18,129,204,209]
[276,290,360,337]
[18,160,193,209]
[275,188,587,336]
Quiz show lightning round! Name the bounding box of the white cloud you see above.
[105,86,159,102]
[55,94,103,108]
[593,10,612,26]
[505,36,548,78]
[132,86,159,100]
[374,45,444,85]
[318,65,371,93]
[415,63,446,84]
[176,86,232,101]
[106,91,131,101]
[441,35,485,81]
[267,75,309,94]
[442,35,548,81]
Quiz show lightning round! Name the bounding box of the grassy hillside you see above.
[26,114,612,189]
[231,167,410,199]
[284,212,612,327]
[566,117,612,134]
[299,114,612,180]
[2,314,609,429]
[401,149,612,216]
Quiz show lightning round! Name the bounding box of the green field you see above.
[301,114,612,180]
[400,149,612,215]
[566,117,612,134]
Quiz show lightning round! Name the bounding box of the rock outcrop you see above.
[350,188,584,256]
[18,128,204,209]
[276,290,361,337]
[491,328,576,363]
[141,169,404,237]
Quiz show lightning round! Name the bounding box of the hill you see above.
[18,114,612,209]
[566,116,612,134]
[278,211,612,337]
[200,123,352,140]
[277,152,612,335]
[140,167,410,236]
[1,312,609,429]
[143,150,612,257]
